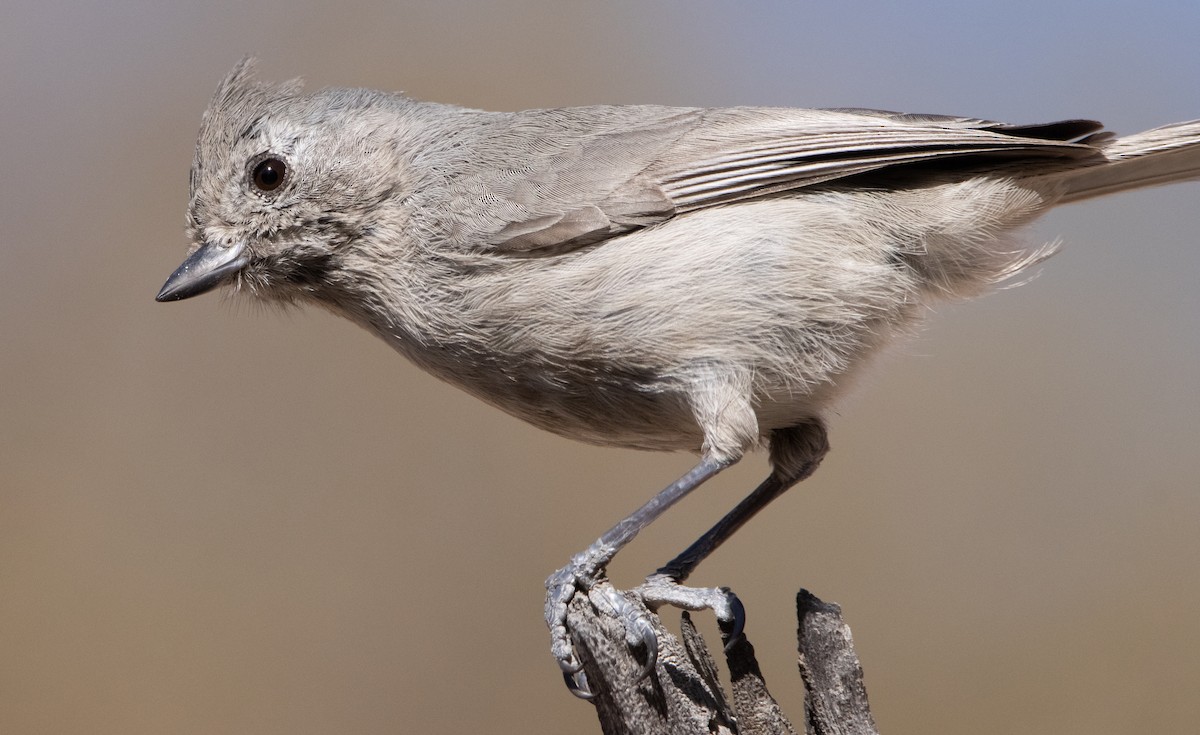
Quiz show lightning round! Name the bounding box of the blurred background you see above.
[3,1,1199,733]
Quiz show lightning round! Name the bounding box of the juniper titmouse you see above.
[158,58,1200,694]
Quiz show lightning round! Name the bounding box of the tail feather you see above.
[1055,120,1200,204]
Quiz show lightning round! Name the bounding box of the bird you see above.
[158,58,1200,696]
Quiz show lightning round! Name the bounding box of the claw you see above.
[720,587,746,651]
[546,562,592,692]
[633,617,659,681]
[595,585,661,682]
[563,669,595,699]
[554,619,594,699]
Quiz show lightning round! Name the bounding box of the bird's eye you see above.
[251,156,288,192]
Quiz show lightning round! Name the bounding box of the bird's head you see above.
[157,57,418,306]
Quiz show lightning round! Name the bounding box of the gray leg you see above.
[637,421,829,644]
[544,454,731,694]
[658,421,829,582]
[546,421,828,697]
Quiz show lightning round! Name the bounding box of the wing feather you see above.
[453,106,1105,253]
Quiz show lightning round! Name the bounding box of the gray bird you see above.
[158,58,1200,695]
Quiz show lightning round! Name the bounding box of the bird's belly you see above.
[451,359,710,452]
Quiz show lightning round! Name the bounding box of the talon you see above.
[721,588,746,651]
[634,620,659,681]
[595,585,661,681]
[563,669,595,700]
[547,561,597,694]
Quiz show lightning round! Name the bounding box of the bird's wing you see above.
[447,106,1106,253]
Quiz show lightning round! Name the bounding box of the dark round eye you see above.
[251,157,287,192]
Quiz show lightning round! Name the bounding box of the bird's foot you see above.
[546,550,657,698]
[546,560,745,698]
[635,572,746,651]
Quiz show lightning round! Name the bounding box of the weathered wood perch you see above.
[564,584,879,735]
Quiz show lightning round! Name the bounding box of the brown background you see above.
[3,2,1199,733]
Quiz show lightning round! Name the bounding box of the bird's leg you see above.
[636,421,829,649]
[545,454,730,697]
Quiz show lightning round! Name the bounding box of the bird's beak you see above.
[156,241,248,302]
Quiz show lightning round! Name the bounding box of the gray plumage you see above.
[160,58,1200,686]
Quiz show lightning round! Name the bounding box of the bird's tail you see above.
[1051,119,1200,204]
